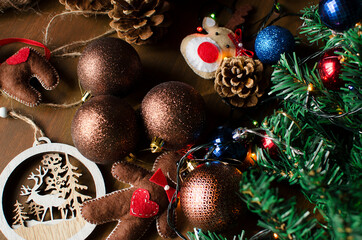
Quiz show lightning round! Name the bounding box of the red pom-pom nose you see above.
[197,42,219,63]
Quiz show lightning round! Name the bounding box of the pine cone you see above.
[59,0,112,11]
[214,56,266,108]
[0,0,34,12]
[108,0,171,45]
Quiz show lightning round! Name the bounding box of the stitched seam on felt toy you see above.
[156,208,177,238]
[80,188,132,225]
[135,217,155,240]
[167,172,177,185]
[151,151,168,172]
[1,87,40,107]
[105,218,156,240]
[105,220,122,240]
[155,216,164,238]
[156,216,169,239]
[152,151,178,186]
[29,48,59,90]
[112,161,151,185]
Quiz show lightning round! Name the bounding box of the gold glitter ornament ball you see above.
[77,37,142,96]
[180,162,243,232]
[141,81,206,149]
[71,95,138,164]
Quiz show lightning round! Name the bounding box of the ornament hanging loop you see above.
[150,137,165,153]
[6,109,46,144]
[32,137,51,147]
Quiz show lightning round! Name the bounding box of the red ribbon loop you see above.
[227,29,254,58]
[149,168,176,202]
[0,38,51,60]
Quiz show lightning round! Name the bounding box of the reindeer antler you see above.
[28,166,48,189]
[20,185,32,196]
[225,4,252,30]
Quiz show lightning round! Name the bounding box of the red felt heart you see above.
[6,47,30,65]
[130,188,159,218]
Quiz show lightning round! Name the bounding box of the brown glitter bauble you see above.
[141,81,206,149]
[71,95,138,164]
[77,37,142,96]
[180,162,243,232]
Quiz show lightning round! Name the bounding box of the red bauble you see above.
[141,81,206,149]
[180,162,243,232]
[318,48,344,91]
[71,95,139,164]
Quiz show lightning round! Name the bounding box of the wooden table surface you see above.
[0,0,318,239]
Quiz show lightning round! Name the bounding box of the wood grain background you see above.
[0,0,318,239]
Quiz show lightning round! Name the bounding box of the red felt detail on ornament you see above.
[149,168,176,202]
[130,188,159,218]
[6,48,30,65]
[197,42,219,63]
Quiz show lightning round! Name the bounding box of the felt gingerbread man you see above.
[0,38,59,107]
[81,151,182,239]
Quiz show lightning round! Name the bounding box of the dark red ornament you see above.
[180,161,243,232]
[318,48,344,91]
[71,95,139,164]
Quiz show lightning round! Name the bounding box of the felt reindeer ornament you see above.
[0,38,59,107]
[180,5,252,79]
[81,151,183,239]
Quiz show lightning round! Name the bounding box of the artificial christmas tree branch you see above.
[182,4,361,239]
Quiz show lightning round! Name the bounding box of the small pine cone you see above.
[0,0,33,12]
[108,0,171,45]
[214,56,266,108]
[59,0,112,11]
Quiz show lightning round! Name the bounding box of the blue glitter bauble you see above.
[254,26,295,64]
[319,0,361,32]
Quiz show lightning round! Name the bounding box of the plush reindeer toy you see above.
[180,5,252,79]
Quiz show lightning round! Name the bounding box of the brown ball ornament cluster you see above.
[180,162,243,232]
[71,95,138,164]
[141,81,206,150]
[77,37,142,96]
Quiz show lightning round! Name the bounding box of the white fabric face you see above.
[185,37,221,73]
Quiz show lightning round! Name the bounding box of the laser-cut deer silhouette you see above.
[20,166,65,222]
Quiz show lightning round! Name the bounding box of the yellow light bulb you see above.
[307,83,314,92]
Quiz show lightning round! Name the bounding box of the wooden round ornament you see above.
[0,137,106,240]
